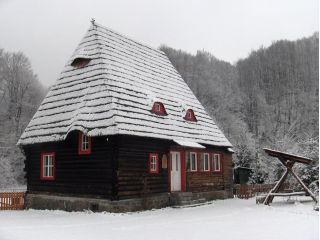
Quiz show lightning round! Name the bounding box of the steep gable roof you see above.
[18,22,232,147]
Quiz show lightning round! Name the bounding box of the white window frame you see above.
[82,134,89,151]
[203,153,210,171]
[212,153,221,172]
[190,152,197,172]
[149,153,158,173]
[42,153,54,179]
[151,156,157,171]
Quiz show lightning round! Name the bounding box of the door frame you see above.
[169,151,185,192]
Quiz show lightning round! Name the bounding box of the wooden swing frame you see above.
[263,148,318,205]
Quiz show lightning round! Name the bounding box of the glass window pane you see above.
[176,157,178,171]
[212,154,220,171]
[190,153,197,171]
[43,164,46,176]
[199,153,204,171]
[204,154,209,171]
[150,155,157,172]
[186,152,190,171]
[82,134,89,150]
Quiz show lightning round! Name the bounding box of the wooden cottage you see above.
[18,21,234,211]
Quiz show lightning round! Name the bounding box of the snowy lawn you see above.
[0,198,318,240]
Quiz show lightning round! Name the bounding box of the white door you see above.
[170,152,181,191]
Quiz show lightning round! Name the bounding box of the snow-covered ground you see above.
[0,198,318,240]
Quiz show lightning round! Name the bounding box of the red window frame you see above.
[184,109,197,122]
[211,153,222,173]
[151,102,168,116]
[149,153,159,174]
[40,152,55,181]
[78,132,92,155]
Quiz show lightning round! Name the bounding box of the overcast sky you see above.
[0,0,318,87]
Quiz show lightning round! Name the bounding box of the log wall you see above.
[116,135,171,200]
[185,150,233,194]
[23,131,116,199]
[23,133,233,201]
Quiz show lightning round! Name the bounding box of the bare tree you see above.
[0,49,46,187]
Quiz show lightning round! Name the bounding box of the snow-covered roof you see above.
[227,148,235,153]
[173,140,205,149]
[18,22,232,147]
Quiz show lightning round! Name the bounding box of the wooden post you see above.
[288,169,318,203]
[263,168,289,205]
[262,149,317,205]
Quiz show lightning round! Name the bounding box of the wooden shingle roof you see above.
[18,22,232,147]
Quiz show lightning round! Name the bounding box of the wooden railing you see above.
[234,184,276,199]
[0,191,25,210]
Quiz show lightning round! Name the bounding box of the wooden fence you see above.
[0,191,25,210]
[234,184,276,199]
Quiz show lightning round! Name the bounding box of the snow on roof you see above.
[227,148,235,153]
[18,22,232,147]
[173,139,206,149]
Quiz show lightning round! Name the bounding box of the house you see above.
[18,21,234,212]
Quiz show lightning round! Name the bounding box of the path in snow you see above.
[0,198,318,240]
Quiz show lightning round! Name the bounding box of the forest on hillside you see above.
[161,32,319,187]
[0,33,318,189]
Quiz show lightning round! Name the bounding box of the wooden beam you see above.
[263,168,289,205]
[288,168,318,203]
[268,191,306,196]
[263,148,313,165]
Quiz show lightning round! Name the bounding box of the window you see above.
[149,153,159,173]
[184,109,197,122]
[78,132,91,155]
[155,103,161,112]
[190,152,197,171]
[199,153,210,171]
[40,153,55,180]
[71,58,91,68]
[151,102,167,115]
[212,153,222,172]
[186,152,197,172]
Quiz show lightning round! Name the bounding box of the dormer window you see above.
[184,109,197,122]
[151,102,167,116]
[71,58,91,68]
[155,103,161,112]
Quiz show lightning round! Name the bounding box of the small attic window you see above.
[151,102,167,116]
[184,109,197,122]
[71,58,91,68]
